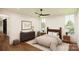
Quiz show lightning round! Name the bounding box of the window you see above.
[65,15,74,35]
[40,16,46,32]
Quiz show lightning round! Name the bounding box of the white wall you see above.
[77,12,79,46]
[0,10,40,44]
[74,11,79,46]
[46,15,65,35]
[73,13,78,43]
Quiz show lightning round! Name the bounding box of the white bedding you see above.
[56,43,69,51]
[34,34,63,50]
[26,40,50,51]
[26,39,69,51]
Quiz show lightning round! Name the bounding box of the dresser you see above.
[20,31,35,42]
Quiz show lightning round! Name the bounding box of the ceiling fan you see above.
[35,9,50,16]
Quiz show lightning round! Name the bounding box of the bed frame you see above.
[47,27,62,39]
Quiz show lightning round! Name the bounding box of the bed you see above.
[26,27,79,51]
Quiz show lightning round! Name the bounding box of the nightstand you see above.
[63,35,70,43]
[37,31,46,37]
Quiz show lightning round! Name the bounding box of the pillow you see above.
[48,32,59,38]
[48,33,62,45]
[48,32,53,37]
[35,34,52,47]
[53,32,58,36]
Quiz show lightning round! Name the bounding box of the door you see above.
[3,19,7,34]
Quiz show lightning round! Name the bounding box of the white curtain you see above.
[74,12,79,46]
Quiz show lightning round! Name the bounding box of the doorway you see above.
[3,19,7,34]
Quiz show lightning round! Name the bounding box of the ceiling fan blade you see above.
[35,9,50,16]
[34,12,39,14]
[45,14,50,15]
[41,14,50,16]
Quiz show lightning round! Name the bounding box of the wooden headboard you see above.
[47,27,62,39]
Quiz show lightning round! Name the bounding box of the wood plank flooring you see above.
[0,33,79,51]
[8,43,41,51]
[0,33,41,51]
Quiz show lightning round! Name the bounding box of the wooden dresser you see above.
[20,31,35,42]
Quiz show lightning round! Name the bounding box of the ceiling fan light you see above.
[35,9,50,16]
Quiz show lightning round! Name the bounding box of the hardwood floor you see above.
[1,42,41,51]
[0,32,9,51]
[1,39,41,51]
[0,33,79,51]
[69,44,79,51]
[8,43,41,51]
[0,32,41,51]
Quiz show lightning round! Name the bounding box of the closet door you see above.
[3,19,7,34]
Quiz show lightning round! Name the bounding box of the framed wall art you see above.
[21,21,32,30]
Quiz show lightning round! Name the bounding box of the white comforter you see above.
[26,40,69,51]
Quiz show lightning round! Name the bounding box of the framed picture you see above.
[21,21,32,30]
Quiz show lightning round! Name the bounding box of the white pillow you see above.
[48,32,59,38]
[48,32,53,37]
[53,32,58,36]
[35,34,52,47]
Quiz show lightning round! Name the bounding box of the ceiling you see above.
[0,8,78,17]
